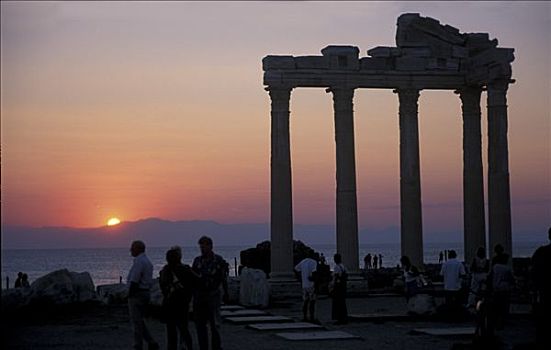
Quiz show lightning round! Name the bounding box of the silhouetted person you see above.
[487,252,514,331]
[400,256,420,301]
[491,244,510,267]
[373,254,378,269]
[439,251,444,264]
[14,272,23,288]
[364,253,372,269]
[531,227,551,348]
[127,240,159,350]
[468,247,489,308]
[192,236,229,350]
[160,246,197,350]
[331,253,348,324]
[295,257,319,323]
[440,250,466,312]
[21,273,30,288]
[444,249,448,261]
[378,254,383,268]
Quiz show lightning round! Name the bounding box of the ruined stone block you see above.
[446,58,460,70]
[367,46,392,57]
[428,41,452,58]
[390,48,402,56]
[401,47,431,57]
[321,45,359,70]
[488,63,512,80]
[395,56,428,71]
[444,24,461,35]
[262,56,295,70]
[294,56,330,69]
[469,48,515,67]
[465,33,494,52]
[360,57,391,70]
[426,58,451,70]
[452,46,469,58]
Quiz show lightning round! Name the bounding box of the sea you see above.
[1,241,544,289]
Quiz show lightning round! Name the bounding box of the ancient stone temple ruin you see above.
[263,13,515,277]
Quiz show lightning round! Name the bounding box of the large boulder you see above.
[97,283,129,304]
[240,240,322,277]
[239,268,270,308]
[28,269,98,305]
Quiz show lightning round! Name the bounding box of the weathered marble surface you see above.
[239,268,270,308]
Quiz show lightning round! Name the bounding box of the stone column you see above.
[267,86,294,279]
[487,80,512,258]
[395,88,424,268]
[329,87,359,272]
[459,87,486,264]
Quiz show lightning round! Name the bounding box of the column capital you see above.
[327,86,355,101]
[487,80,509,107]
[457,87,482,116]
[393,87,420,95]
[455,86,483,95]
[487,79,509,92]
[326,85,355,92]
[265,85,293,98]
[395,88,420,117]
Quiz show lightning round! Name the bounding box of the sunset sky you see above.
[1,2,549,239]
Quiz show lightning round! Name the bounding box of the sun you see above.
[107,217,121,226]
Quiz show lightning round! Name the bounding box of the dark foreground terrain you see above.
[2,296,537,350]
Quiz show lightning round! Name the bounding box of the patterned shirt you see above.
[192,253,229,297]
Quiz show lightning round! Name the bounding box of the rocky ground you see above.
[2,295,537,350]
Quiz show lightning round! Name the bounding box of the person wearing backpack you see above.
[331,253,348,324]
[159,246,197,350]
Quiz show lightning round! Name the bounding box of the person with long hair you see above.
[159,246,197,350]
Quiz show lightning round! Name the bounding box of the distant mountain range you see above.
[1,218,545,249]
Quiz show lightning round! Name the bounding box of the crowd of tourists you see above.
[363,253,383,269]
[127,236,229,350]
[399,228,550,347]
[127,227,551,349]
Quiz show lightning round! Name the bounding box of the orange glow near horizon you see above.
[0,2,549,235]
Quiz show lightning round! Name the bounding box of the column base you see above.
[269,272,296,282]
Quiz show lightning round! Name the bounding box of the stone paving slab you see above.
[276,330,361,341]
[247,322,324,331]
[367,293,403,298]
[220,305,245,311]
[221,310,267,317]
[224,316,292,324]
[412,327,475,336]
[349,313,410,322]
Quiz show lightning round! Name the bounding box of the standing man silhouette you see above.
[127,240,159,350]
[295,257,319,323]
[192,236,229,350]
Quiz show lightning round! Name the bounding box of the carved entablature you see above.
[263,13,514,90]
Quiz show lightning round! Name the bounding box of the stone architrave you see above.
[329,87,360,272]
[459,87,486,264]
[487,80,512,258]
[396,88,424,268]
[267,87,295,279]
